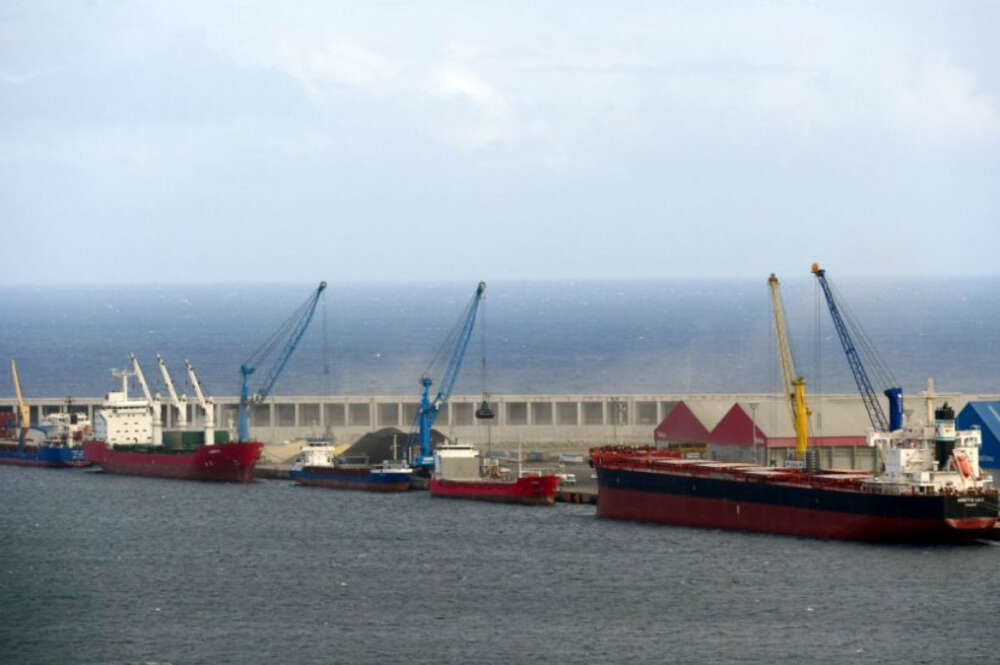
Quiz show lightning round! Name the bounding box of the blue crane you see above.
[237,281,327,442]
[411,281,489,468]
[811,263,903,431]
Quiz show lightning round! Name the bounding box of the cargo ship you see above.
[1,361,92,467]
[290,444,413,491]
[591,403,998,543]
[1,410,94,467]
[428,443,560,505]
[83,355,262,482]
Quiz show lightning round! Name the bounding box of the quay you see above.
[5,390,1000,475]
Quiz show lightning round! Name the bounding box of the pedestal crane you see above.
[237,281,327,443]
[157,354,187,428]
[410,281,490,469]
[185,360,215,445]
[130,353,163,445]
[768,274,809,461]
[811,263,902,431]
[10,359,30,451]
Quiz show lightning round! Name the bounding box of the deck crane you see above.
[185,360,216,445]
[130,353,163,445]
[811,263,903,432]
[10,360,30,450]
[237,281,327,443]
[411,281,490,469]
[156,354,187,428]
[768,274,810,461]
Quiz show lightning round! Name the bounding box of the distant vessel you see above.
[428,443,560,505]
[591,402,998,543]
[0,360,91,468]
[83,355,262,482]
[290,445,413,492]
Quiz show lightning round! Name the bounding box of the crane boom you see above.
[767,274,809,461]
[185,360,215,445]
[156,354,187,427]
[811,263,901,431]
[130,354,163,445]
[413,281,487,468]
[10,359,30,448]
[238,281,327,442]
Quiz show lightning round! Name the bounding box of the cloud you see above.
[887,53,1000,141]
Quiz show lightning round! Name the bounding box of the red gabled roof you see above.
[653,401,712,443]
[709,404,764,447]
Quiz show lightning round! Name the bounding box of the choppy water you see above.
[1,278,999,399]
[1,466,998,665]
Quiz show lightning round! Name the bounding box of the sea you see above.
[1,277,998,399]
[1,468,998,665]
[1,278,999,665]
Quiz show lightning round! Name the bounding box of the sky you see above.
[2,1,998,283]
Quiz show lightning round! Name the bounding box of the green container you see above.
[213,430,230,444]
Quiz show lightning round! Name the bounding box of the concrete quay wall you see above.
[5,391,999,453]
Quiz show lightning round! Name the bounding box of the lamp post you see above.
[749,401,759,465]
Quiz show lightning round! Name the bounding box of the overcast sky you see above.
[3,1,998,283]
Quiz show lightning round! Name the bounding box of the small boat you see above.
[428,443,560,505]
[290,445,413,491]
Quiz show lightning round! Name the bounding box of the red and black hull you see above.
[83,440,263,482]
[429,475,560,505]
[597,467,998,543]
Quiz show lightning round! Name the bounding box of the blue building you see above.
[957,402,1000,469]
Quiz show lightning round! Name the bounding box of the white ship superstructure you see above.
[866,383,993,496]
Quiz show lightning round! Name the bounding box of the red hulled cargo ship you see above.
[591,403,998,543]
[84,440,262,481]
[83,355,262,482]
[428,444,560,505]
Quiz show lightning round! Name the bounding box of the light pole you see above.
[749,401,759,465]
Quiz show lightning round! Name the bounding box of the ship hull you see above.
[428,475,560,505]
[290,467,411,492]
[83,440,263,482]
[0,443,90,468]
[597,467,998,543]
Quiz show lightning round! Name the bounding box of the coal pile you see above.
[341,427,447,464]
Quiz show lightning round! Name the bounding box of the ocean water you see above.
[1,466,998,665]
[1,278,999,399]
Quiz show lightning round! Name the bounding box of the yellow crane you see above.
[10,359,30,447]
[767,274,809,461]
